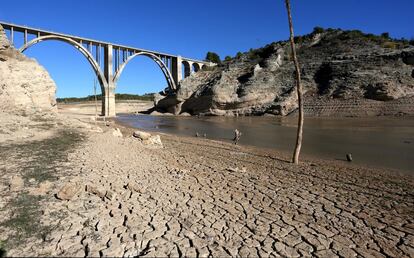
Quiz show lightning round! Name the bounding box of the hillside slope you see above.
[156,28,414,116]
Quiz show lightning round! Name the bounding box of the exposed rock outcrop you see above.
[156,29,414,116]
[0,24,57,116]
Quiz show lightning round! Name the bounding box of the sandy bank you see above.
[57,100,154,118]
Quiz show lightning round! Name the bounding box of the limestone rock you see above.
[0,25,10,51]
[112,128,123,138]
[30,180,53,196]
[127,182,145,193]
[149,110,163,116]
[105,190,117,201]
[56,183,79,200]
[154,29,414,117]
[153,92,164,106]
[86,184,106,198]
[0,24,57,116]
[142,135,163,146]
[9,176,24,191]
[132,130,151,140]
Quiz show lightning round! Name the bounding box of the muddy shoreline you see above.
[115,113,414,176]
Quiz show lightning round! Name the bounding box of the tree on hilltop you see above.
[205,52,221,64]
[381,32,390,39]
[313,26,325,34]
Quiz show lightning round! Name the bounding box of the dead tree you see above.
[285,0,304,164]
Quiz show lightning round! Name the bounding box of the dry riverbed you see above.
[0,113,413,257]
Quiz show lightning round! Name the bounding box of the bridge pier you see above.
[102,85,116,117]
[102,44,116,117]
[171,56,183,87]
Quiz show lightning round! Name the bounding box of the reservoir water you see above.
[117,114,414,175]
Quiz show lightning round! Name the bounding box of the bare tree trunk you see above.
[284,0,304,164]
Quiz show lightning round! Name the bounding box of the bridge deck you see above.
[0,21,207,64]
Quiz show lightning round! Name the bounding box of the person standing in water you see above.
[233,129,242,145]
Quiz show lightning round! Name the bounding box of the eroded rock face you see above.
[155,30,414,116]
[0,25,57,116]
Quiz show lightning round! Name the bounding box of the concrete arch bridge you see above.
[0,21,212,116]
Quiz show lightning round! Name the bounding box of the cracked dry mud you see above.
[1,124,414,257]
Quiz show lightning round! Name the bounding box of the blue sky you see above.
[1,0,413,97]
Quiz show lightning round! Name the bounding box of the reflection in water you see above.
[117,114,414,174]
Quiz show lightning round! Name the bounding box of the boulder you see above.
[86,184,106,198]
[105,190,117,201]
[133,130,151,140]
[142,135,163,146]
[56,183,79,200]
[126,182,146,193]
[112,128,123,138]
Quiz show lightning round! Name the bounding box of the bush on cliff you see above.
[205,52,221,64]
[224,56,232,61]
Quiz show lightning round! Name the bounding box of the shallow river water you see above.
[117,114,414,175]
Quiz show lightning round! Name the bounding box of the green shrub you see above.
[313,26,325,34]
[381,32,390,39]
[348,30,364,37]
[205,52,221,64]
[294,36,303,44]
[224,56,232,61]
[248,48,260,59]
[400,38,409,47]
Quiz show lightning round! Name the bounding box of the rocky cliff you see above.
[0,25,57,116]
[155,28,414,116]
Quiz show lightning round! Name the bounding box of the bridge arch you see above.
[182,60,191,79]
[192,63,200,73]
[20,35,108,92]
[113,52,177,91]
